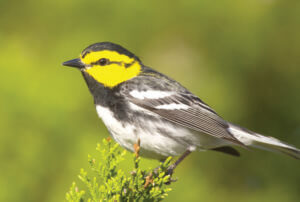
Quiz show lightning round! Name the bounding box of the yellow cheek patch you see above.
[86,62,141,88]
[81,50,134,65]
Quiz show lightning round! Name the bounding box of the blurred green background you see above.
[1,0,300,201]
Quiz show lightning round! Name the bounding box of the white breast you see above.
[96,105,138,152]
[96,105,192,158]
[95,104,226,159]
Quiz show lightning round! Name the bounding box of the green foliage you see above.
[65,138,173,201]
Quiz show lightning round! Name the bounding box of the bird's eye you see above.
[98,58,109,66]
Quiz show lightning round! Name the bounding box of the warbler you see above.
[63,42,299,171]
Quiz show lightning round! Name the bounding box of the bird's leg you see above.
[166,150,191,176]
[133,138,141,158]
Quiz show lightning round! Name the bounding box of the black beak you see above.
[62,58,85,69]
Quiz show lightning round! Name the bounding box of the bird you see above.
[63,42,300,173]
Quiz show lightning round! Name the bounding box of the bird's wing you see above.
[123,88,243,146]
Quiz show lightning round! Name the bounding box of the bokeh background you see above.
[1,0,300,201]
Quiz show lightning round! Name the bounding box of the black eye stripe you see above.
[124,60,135,68]
[90,58,109,66]
[90,59,135,67]
[109,61,122,65]
[98,58,108,66]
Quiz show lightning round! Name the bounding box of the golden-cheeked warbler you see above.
[63,42,300,173]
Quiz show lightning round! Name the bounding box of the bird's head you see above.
[63,42,142,88]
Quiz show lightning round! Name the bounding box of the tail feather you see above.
[227,123,300,159]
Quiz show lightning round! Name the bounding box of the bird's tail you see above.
[227,123,300,159]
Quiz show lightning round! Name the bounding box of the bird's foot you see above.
[164,164,178,185]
